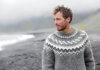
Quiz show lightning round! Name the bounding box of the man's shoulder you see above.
[77,29,88,36]
[45,32,55,40]
[44,32,55,48]
[71,26,88,36]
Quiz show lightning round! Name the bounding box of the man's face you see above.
[53,12,69,31]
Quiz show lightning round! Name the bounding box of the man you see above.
[42,5,95,70]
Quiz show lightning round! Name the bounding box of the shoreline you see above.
[0,34,35,51]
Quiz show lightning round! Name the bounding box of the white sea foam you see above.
[0,34,35,51]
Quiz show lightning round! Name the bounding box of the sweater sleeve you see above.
[84,40,95,70]
[42,43,55,70]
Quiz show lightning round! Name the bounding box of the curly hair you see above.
[53,5,73,23]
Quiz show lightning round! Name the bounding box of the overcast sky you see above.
[0,0,100,24]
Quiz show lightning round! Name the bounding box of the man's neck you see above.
[63,25,72,33]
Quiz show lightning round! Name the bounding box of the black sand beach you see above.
[0,30,100,70]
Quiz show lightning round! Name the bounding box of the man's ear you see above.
[66,17,70,23]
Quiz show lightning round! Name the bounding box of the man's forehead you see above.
[54,12,63,17]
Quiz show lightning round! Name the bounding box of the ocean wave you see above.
[0,34,35,51]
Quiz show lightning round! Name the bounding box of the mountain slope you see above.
[73,10,100,30]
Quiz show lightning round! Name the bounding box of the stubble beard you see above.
[57,25,66,31]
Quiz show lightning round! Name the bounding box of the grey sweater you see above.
[42,27,95,70]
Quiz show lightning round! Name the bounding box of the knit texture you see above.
[42,27,95,70]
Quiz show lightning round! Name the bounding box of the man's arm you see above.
[84,40,95,70]
[42,43,55,70]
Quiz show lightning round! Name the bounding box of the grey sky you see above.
[0,0,100,24]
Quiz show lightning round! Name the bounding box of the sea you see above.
[0,34,35,51]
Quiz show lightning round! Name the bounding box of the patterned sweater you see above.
[42,27,95,70]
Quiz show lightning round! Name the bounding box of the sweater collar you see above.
[55,26,78,38]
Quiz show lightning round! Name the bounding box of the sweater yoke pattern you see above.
[44,29,88,55]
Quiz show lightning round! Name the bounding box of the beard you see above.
[56,25,66,31]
